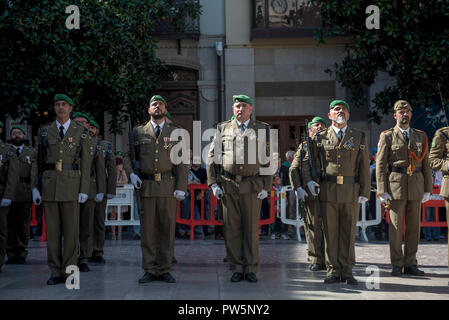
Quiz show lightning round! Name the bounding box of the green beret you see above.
[330,100,350,112]
[54,94,75,107]
[73,112,90,122]
[233,94,253,106]
[0,120,3,128]
[308,116,327,129]
[231,115,235,120]
[165,111,172,121]
[10,125,26,135]
[89,119,99,129]
[150,95,167,106]
[394,100,413,112]
[115,151,123,156]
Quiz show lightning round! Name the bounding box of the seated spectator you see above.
[107,156,129,240]
[270,174,288,240]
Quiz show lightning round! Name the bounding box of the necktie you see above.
[403,131,409,143]
[16,148,20,157]
[239,124,246,133]
[59,125,65,140]
[155,125,161,138]
[337,130,343,142]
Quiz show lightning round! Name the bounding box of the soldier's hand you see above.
[130,173,142,189]
[174,190,186,201]
[32,188,42,206]
[0,198,12,207]
[306,180,320,196]
[95,193,104,202]
[379,193,392,203]
[295,187,308,202]
[421,192,431,203]
[211,184,223,200]
[107,193,115,200]
[358,196,369,204]
[78,193,88,204]
[257,189,268,200]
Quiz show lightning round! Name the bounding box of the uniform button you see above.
[337,155,341,158]
[155,168,158,171]
[60,150,63,153]
[338,164,341,167]
[155,150,159,153]
[240,166,243,170]
[156,141,159,145]
[61,142,64,145]
[155,159,158,162]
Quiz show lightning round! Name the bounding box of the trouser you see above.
[304,199,325,265]
[388,199,421,268]
[222,192,261,274]
[92,198,107,257]
[322,201,359,277]
[286,191,296,235]
[141,196,177,275]
[7,201,32,259]
[44,201,80,278]
[78,199,95,265]
[0,206,10,269]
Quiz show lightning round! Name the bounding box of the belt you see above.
[140,171,173,182]
[222,171,257,183]
[389,166,422,174]
[19,177,31,183]
[325,175,358,185]
[44,163,79,171]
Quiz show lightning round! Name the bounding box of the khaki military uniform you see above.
[124,121,188,276]
[78,136,106,265]
[206,118,272,275]
[92,140,116,259]
[428,126,449,267]
[302,126,370,278]
[0,142,19,269]
[37,121,91,278]
[289,141,325,266]
[7,145,37,260]
[376,127,432,268]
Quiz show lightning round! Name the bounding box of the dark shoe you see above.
[341,275,358,285]
[78,263,90,272]
[230,272,243,282]
[172,257,177,264]
[89,256,106,264]
[47,277,65,285]
[310,263,324,271]
[404,265,425,276]
[391,266,403,276]
[160,272,176,283]
[223,257,228,262]
[138,272,158,283]
[215,234,224,240]
[133,234,141,240]
[245,272,258,283]
[324,275,341,284]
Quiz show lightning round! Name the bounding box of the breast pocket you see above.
[139,138,154,154]
[323,144,335,161]
[391,144,406,161]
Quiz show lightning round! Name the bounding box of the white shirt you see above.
[13,144,24,155]
[56,119,71,136]
[331,124,347,138]
[236,119,250,130]
[151,120,165,133]
[396,126,411,139]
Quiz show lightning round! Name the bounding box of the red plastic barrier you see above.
[30,203,38,227]
[40,209,47,242]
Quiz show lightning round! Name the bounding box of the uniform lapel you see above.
[328,127,339,146]
[146,121,156,139]
[393,126,407,145]
[409,128,416,149]
[339,126,351,147]
[64,121,77,142]
[50,123,61,142]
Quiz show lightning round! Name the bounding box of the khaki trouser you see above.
[304,199,325,265]
[222,192,261,274]
[78,199,95,264]
[141,197,177,275]
[388,200,421,268]
[0,206,10,269]
[7,202,32,259]
[92,198,107,258]
[44,201,80,278]
[322,201,359,277]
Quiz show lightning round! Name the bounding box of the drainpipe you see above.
[216,41,223,122]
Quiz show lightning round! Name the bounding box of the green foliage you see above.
[310,0,449,123]
[0,0,202,133]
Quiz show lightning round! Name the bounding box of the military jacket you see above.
[87,136,106,199]
[13,145,38,202]
[0,141,19,200]
[100,140,117,195]
[429,126,449,197]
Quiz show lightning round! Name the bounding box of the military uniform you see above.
[427,126,449,266]
[206,118,272,276]
[0,141,19,269]
[78,136,106,266]
[124,120,188,276]
[7,144,37,261]
[376,127,432,269]
[37,120,91,279]
[302,126,370,278]
[91,140,116,260]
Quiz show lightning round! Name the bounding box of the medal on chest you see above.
[343,137,355,150]
[163,137,172,150]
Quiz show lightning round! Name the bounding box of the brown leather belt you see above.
[389,166,422,174]
[140,171,173,182]
[326,175,357,185]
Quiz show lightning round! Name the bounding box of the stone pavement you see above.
[0,237,448,300]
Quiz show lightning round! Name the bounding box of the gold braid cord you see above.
[407,134,428,175]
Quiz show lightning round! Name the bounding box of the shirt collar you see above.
[151,120,165,131]
[236,119,250,128]
[56,119,71,132]
[396,126,410,136]
[13,144,24,153]
[331,124,347,135]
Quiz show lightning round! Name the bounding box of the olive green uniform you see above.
[376,127,432,268]
[302,126,370,278]
[7,145,38,260]
[0,142,19,269]
[289,141,325,266]
[78,136,106,265]
[206,119,272,275]
[37,121,91,278]
[428,126,449,267]
[124,121,188,276]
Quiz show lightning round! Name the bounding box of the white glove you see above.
[257,189,268,200]
[0,198,12,207]
[32,188,42,206]
[130,173,142,189]
[106,193,115,200]
[379,193,392,203]
[78,193,88,204]
[95,193,104,202]
[211,183,223,200]
[174,190,186,201]
[358,196,369,204]
[421,192,431,203]
[295,187,308,202]
[306,180,320,197]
